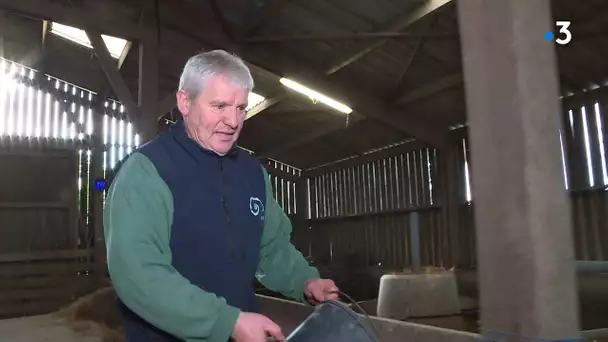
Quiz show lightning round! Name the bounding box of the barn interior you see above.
[1,0,608,341]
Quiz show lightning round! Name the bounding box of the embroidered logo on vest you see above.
[249,196,264,218]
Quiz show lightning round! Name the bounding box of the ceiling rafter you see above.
[259,114,366,158]
[258,73,461,158]
[85,29,141,121]
[244,31,457,43]
[3,0,447,147]
[0,0,139,39]
[155,0,447,147]
[390,16,440,101]
[244,0,293,37]
[208,0,236,40]
[324,0,453,76]
[250,50,446,146]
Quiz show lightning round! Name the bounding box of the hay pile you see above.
[56,286,124,342]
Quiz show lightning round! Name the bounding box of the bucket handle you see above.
[332,290,381,341]
[267,291,381,342]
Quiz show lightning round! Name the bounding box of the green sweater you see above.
[103,152,319,341]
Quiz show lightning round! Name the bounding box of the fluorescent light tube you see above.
[279,77,353,114]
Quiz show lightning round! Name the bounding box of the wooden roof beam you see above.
[395,73,463,105]
[260,72,462,158]
[244,0,293,37]
[86,29,141,122]
[324,0,453,75]
[208,0,236,40]
[149,2,448,147]
[244,31,457,43]
[390,17,439,100]
[258,114,366,158]
[15,0,446,147]
[244,47,446,147]
[259,73,467,158]
[0,0,139,39]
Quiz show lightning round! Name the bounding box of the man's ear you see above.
[176,90,190,116]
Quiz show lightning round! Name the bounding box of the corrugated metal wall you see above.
[306,146,447,268]
[302,89,608,270]
[0,58,135,318]
[0,58,139,252]
[455,94,608,264]
[267,158,301,216]
[0,150,78,253]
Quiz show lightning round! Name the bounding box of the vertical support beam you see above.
[0,10,5,56]
[34,20,50,75]
[409,211,421,271]
[90,103,106,283]
[294,174,310,255]
[138,1,160,142]
[457,1,580,341]
[439,145,461,267]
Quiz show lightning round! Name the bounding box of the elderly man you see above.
[103,50,338,342]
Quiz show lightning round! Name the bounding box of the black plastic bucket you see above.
[285,300,380,342]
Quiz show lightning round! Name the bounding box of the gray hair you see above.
[178,50,254,100]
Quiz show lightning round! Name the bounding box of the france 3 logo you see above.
[545,21,572,45]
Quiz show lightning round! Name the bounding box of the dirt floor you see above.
[0,287,123,342]
[0,314,105,342]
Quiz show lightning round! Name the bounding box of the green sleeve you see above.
[255,168,320,302]
[103,152,240,342]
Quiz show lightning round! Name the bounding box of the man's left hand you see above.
[304,278,339,305]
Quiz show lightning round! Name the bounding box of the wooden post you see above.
[294,173,310,255]
[90,101,107,283]
[457,1,580,341]
[409,211,421,271]
[438,145,461,267]
[138,1,160,142]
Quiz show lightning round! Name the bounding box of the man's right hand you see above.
[231,312,285,342]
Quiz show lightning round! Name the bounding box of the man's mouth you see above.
[216,132,235,139]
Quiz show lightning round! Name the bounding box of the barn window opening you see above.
[50,22,128,59]
[581,106,595,188]
[427,149,434,205]
[463,138,472,202]
[245,92,265,114]
[559,130,569,190]
[594,103,608,186]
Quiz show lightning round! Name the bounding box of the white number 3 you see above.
[555,21,572,45]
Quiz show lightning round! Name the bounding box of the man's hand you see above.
[231,312,285,342]
[304,278,339,305]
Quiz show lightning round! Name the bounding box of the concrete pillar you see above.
[456,1,580,341]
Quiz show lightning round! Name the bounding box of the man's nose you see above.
[223,108,239,128]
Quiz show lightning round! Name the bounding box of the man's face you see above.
[177,74,248,155]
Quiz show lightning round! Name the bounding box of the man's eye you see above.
[215,104,226,110]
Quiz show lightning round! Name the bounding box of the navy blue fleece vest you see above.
[118,121,267,342]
